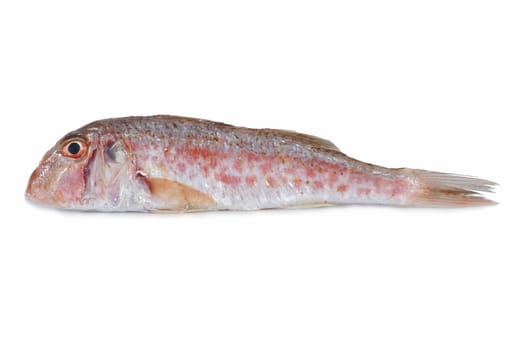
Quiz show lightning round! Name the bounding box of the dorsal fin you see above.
[261,129,340,152]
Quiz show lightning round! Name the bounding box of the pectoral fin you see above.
[144,177,216,212]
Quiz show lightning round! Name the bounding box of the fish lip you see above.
[25,166,54,206]
[25,191,52,209]
[25,168,40,201]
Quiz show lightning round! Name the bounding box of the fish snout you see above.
[26,166,51,205]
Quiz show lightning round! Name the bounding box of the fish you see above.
[26,115,497,212]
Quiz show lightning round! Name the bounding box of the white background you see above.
[0,1,521,349]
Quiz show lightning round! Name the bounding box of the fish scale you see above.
[122,117,405,209]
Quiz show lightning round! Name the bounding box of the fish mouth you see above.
[25,167,54,206]
[25,168,40,200]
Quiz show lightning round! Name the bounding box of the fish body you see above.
[26,115,496,212]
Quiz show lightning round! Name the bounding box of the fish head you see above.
[26,125,140,211]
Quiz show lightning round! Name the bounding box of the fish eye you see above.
[62,139,88,159]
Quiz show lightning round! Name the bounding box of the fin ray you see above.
[144,177,216,212]
[406,169,498,207]
[260,128,340,152]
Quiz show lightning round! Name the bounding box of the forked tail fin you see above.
[404,169,497,207]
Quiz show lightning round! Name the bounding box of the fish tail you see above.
[403,169,497,207]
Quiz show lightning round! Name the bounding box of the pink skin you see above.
[26,147,88,208]
[129,139,413,209]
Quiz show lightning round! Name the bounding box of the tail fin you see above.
[405,169,497,207]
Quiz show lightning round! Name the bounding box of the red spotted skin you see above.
[77,116,412,210]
